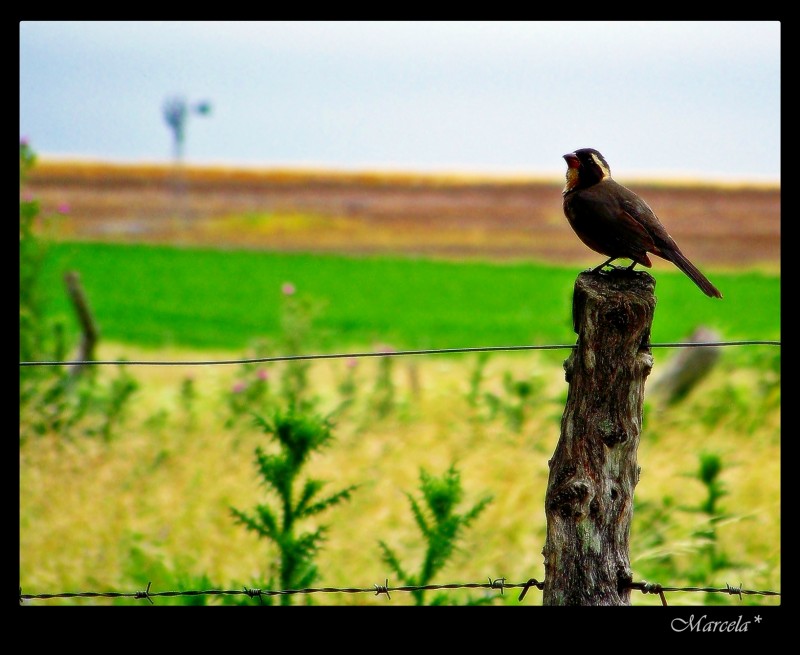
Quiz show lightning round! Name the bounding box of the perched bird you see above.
[562,148,722,298]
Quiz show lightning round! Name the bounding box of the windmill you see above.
[162,96,212,216]
[163,96,212,163]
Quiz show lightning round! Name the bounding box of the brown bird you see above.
[562,148,722,298]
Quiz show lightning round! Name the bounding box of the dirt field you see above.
[23,161,780,269]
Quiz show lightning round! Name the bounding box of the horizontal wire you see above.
[19,577,780,604]
[18,339,781,367]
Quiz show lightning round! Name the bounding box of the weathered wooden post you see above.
[542,268,655,605]
[64,270,99,378]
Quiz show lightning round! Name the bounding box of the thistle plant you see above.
[230,408,357,605]
[684,451,738,586]
[179,376,197,430]
[467,355,546,433]
[366,345,397,420]
[277,282,321,411]
[225,342,272,428]
[378,464,493,605]
[331,357,359,417]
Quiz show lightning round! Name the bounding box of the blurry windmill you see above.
[162,96,212,215]
[163,96,212,162]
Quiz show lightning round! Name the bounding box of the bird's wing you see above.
[617,187,676,247]
[571,183,657,264]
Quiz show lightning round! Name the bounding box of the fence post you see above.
[542,269,655,605]
[64,270,100,378]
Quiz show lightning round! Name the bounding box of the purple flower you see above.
[57,202,71,215]
[232,381,247,394]
[281,282,296,296]
[346,357,358,369]
[256,368,269,381]
[20,136,29,147]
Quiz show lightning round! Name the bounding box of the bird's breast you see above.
[563,168,580,195]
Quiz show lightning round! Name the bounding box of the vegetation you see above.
[36,242,779,353]
[26,158,542,188]
[230,410,358,605]
[20,142,139,443]
[19,342,780,605]
[379,464,494,605]
[19,150,780,606]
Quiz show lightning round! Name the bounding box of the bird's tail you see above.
[662,248,723,298]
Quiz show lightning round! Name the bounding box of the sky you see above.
[19,21,781,183]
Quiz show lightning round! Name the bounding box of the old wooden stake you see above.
[542,268,655,605]
[64,270,100,377]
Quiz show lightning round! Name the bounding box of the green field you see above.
[22,240,781,606]
[38,242,780,353]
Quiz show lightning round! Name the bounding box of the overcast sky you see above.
[19,21,781,183]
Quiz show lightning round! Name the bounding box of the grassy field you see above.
[23,158,781,269]
[20,155,781,606]
[38,242,780,352]
[21,240,781,606]
[19,341,780,606]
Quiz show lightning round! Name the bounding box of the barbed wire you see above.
[18,339,781,368]
[19,578,780,605]
[19,335,781,606]
[628,581,781,607]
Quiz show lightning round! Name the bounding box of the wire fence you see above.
[20,338,781,606]
[18,339,782,367]
[19,577,781,606]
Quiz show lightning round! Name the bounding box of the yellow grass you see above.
[31,158,780,191]
[29,159,547,189]
[19,343,780,606]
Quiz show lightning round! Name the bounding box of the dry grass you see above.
[19,342,780,606]
[28,159,548,190]
[19,160,781,605]
[23,159,780,269]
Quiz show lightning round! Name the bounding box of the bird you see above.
[561,148,722,298]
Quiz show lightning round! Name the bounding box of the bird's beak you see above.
[563,152,580,168]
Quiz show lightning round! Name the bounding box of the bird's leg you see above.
[591,257,617,273]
